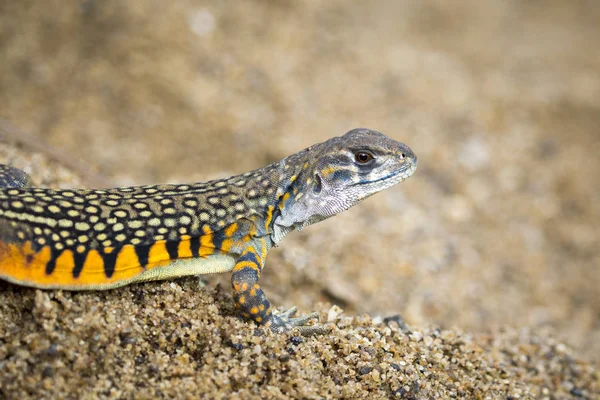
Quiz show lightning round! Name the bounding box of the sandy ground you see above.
[0,0,599,398]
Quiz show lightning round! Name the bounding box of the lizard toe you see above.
[269,309,323,334]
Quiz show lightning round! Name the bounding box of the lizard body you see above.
[0,128,417,332]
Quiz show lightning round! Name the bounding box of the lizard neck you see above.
[268,144,323,245]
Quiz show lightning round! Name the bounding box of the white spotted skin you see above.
[0,167,281,255]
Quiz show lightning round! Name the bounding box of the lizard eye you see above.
[354,151,374,164]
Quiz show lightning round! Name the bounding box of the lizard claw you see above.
[268,307,329,335]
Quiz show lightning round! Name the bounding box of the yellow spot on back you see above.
[148,218,161,227]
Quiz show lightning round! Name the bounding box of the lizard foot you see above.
[268,306,331,335]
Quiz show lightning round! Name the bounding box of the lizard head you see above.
[272,128,417,243]
[313,127,418,197]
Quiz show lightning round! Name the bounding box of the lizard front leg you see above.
[231,238,320,333]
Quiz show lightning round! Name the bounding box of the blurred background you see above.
[1,1,599,362]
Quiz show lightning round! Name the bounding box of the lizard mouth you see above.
[353,161,417,187]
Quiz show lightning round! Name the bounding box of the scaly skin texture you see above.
[0,128,417,333]
[0,165,30,188]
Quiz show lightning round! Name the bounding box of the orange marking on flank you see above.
[69,247,137,286]
[147,241,170,266]
[0,240,51,286]
[111,245,143,282]
[50,248,103,287]
[221,238,233,253]
[55,249,75,270]
[219,223,238,254]
[69,238,204,287]
[0,232,224,289]
[76,249,106,283]
[178,239,192,258]
[0,241,114,288]
[200,225,215,257]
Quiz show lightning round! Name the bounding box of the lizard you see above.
[0,128,417,333]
